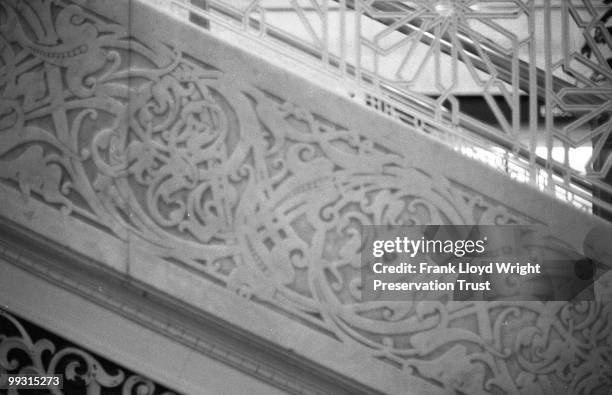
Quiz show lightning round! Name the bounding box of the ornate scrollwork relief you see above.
[1,1,610,394]
[0,310,179,394]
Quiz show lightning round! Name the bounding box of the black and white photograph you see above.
[0,0,611,394]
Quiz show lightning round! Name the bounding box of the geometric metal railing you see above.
[172,0,612,218]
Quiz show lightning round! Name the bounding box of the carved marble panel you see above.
[0,1,610,394]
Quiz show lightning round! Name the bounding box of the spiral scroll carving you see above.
[0,310,179,395]
[0,1,610,394]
